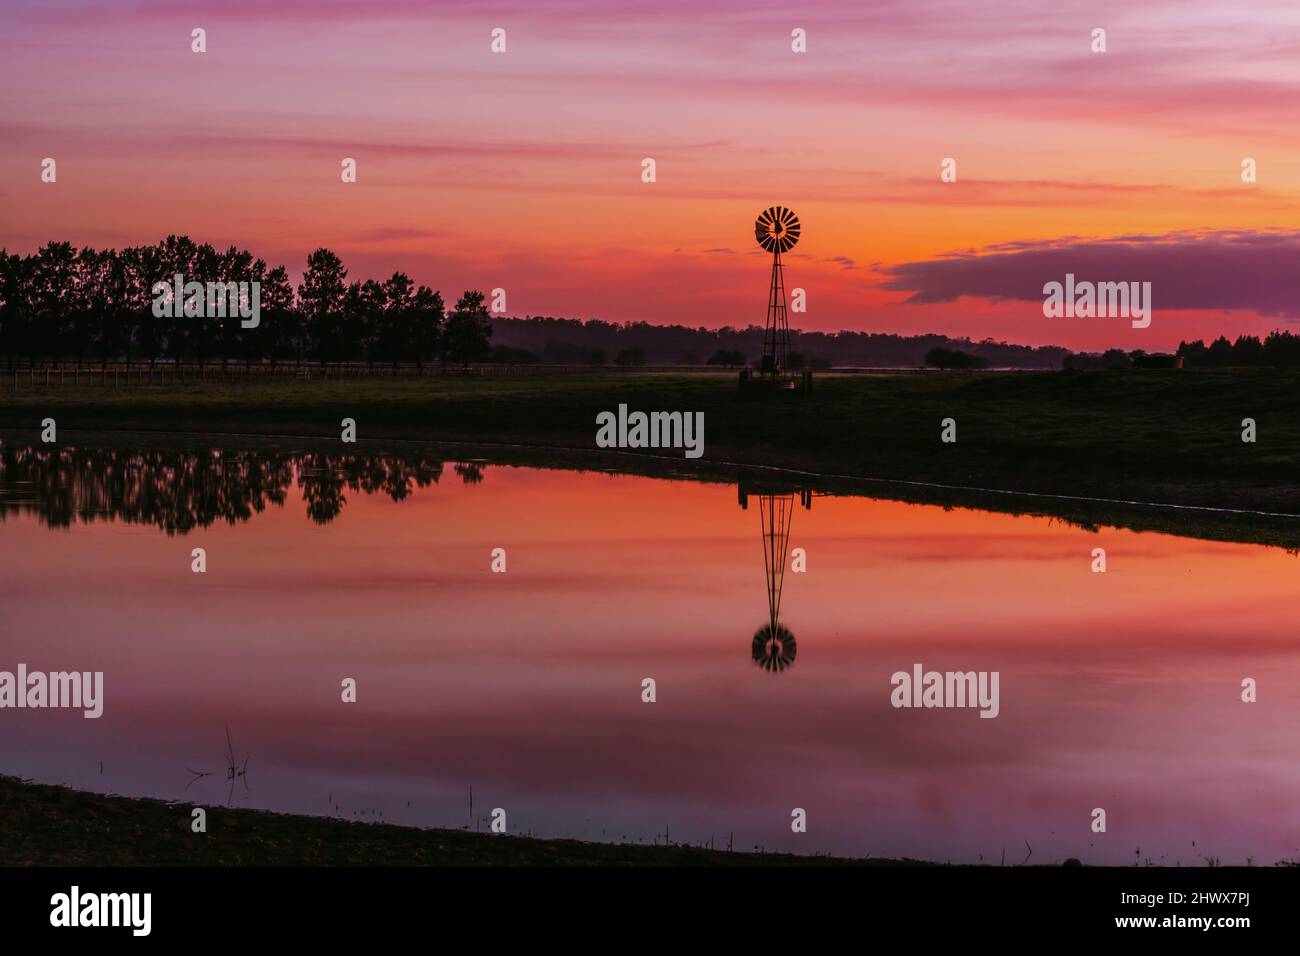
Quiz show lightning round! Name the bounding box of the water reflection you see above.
[1,444,812,680]
[0,443,485,533]
[739,481,812,673]
[2,442,818,679]
[3,443,1300,863]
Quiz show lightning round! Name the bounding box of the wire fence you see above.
[0,361,752,390]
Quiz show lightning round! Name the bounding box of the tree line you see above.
[491,317,1300,370]
[1175,333,1300,367]
[489,315,1070,369]
[0,237,493,368]
[1060,334,1300,370]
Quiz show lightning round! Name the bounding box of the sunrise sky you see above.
[5,0,1300,350]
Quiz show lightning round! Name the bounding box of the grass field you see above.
[0,775,914,866]
[3,367,1300,533]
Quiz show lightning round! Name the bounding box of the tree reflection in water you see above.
[0,442,485,534]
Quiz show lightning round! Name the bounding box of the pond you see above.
[1,441,1297,864]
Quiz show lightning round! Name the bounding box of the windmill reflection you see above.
[739,481,812,673]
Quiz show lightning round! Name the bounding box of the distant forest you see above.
[1061,335,1300,370]
[6,239,1300,370]
[1175,334,1300,367]
[489,315,1070,369]
[495,319,1300,370]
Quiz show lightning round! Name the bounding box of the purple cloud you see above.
[880,230,1300,318]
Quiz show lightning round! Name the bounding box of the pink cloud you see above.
[881,230,1300,319]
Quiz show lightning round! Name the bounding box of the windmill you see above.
[754,206,800,377]
[739,481,812,673]
[753,492,797,672]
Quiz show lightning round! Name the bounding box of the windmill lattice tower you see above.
[754,206,800,376]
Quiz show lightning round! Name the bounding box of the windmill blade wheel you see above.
[754,206,800,253]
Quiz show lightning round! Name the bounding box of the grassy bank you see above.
[0,775,909,867]
[2,368,1298,517]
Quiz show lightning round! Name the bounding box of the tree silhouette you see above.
[298,248,347,367]
[120,243,162,365]
[409,285,444,369]
[0,237,478,369]
[32,242,77,365]
[444,290,493,367]
[254,265,296,366]
[707,348,745,368]
[614,345,645,367]
[379,272,414,368]
[343,278,385,367]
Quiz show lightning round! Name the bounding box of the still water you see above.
[2,443,1299,864]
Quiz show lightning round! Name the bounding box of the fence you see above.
[1,361,745,390]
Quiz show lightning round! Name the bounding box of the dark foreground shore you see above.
[0,775,924,867]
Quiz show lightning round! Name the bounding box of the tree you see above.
[253,265,297,366]
[408,285,444,369]
[243,265,296,366]
[120,243,162,364]
[214,245,258,366]
[343,278,385,367]
[444,290,493,367]
[297,248,347,365]
[30,242,78,365]
[379,272,414,367]
[77,246,118,368]
[1175,339,1207,367]
[614,345,645,367]
[1101,348,1132,369]
[154,235,200,363]
[1232,335,1264,366]
[924,347,987,370]
[1263,330,1300,367]
[707,348,745,368]
[1205,335,1233,367]
[0,251,34,368]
